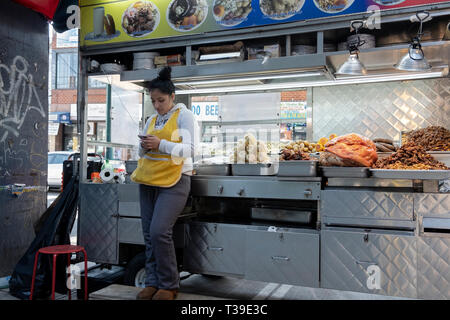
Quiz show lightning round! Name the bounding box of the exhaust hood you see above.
[119,41,449,95]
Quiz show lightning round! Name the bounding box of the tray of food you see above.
[194,164,231,176]
[320,166,370,178]
[401,126,450,151]
[371,140,450,179]
[278,161,318,177]
[427,152,450,167]
[370,169,450,180]
[231,163,278,176]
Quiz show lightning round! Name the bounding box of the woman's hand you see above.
[140,135,161,150]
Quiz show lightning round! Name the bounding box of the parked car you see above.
[48,151,73,190]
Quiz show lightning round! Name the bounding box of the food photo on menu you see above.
[84,6,121,41]
[167,0,208,32]
[213,0,253,27]
[122,1,160,37]
[313,0,355,13]
[259,0,306,20]
[373,0,406,5]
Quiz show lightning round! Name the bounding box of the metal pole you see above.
[106,84,113,160]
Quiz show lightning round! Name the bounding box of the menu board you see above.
[80,0,450,47]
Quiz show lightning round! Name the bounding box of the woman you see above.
[131,67,197,300]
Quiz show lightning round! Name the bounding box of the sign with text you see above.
[191,102,219,122]
[280,101,306,121]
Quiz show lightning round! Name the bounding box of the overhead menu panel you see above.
[80,0,450,47]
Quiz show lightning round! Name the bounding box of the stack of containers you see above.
[133,52,160,70]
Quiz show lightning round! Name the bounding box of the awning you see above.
[12,0,78,33]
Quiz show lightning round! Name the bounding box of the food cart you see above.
[77,0,450,299]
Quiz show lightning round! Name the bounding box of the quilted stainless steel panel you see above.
[118,217,144,245]
[414,194,450,218]
[79,184,118,264]
[245,228,319,287]
[312,78,450,141]
[417,236,450,299]
[321,190,414,227]
[183,222,246,276]
[321,228,417,298]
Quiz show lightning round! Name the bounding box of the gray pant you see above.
[139,175,191,290]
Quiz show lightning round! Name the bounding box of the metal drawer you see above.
[321,190,415,229]
[321,228,417,298]
[245,227,319,287]
[417,236,450,299]
[183,222,247,276]
[192,177,321,200]
[414,194,450,219]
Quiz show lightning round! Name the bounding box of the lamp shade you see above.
[395,47,432,71]
[335,53,368,76]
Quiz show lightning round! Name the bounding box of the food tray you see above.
[370,169,450,180]
[320,166,370,178]
[428,152,450,167]
[277,161,318,177]
[194,164,231,176]
[231,163,278,176]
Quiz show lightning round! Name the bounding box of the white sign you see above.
[366,265,381,290]
[48,122,60,135]
[71,103,106,120]
[191,102,219,122]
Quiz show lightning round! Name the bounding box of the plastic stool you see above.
[29,245,88,300]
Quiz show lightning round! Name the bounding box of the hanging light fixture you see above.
[395,12,432,72]
[336,21,368,76]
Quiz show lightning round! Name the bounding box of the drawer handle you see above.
[272,256,289,261]
[207,247,223,252]
[303,189,312,196]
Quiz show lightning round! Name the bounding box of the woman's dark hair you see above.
[146,66,176,95]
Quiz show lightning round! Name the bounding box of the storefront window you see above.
[56,52,77,89]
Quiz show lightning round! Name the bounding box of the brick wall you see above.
[50,89,107,112]
[281,90,307,101]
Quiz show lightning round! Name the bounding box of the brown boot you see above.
[152,289,178,300]
[136,286,158,300]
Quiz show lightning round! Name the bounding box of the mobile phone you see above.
[138,134,147,139]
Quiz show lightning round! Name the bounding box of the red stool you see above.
[29,245,88,300]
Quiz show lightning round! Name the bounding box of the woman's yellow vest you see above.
[131,109,184,188]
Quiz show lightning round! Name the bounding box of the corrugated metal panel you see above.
[312,78,450,141]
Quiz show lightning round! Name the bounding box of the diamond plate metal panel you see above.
[414,194,450,218]
[321,228,417,298]
[321,190,414,221]
[183,222,246,276]
[245,229,319,287]
[418,236,450,299]
[79,184,118,264]
[312,79,450,141]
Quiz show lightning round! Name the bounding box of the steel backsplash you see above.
[312,78,450,141]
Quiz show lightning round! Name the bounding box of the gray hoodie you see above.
[138,103,199,175]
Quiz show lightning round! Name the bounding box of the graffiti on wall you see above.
[0,55,46,177]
